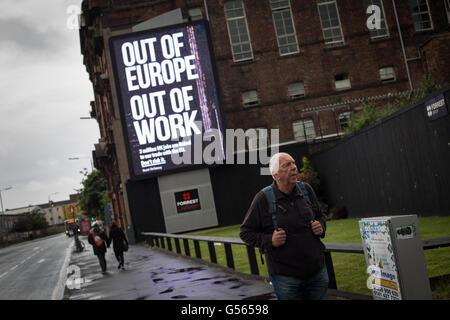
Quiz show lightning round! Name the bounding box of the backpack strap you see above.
[296,181,312,205]
[297,181,320,222]
[262,186,279,231]
[260,185,278,265]
[262,186,276,213]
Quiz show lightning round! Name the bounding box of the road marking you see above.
[10,265,18,271]
[38,259,45,264]
[0,272,8,279]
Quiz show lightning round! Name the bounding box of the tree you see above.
[12,218,32,233]
[344,75,444,135]
[77,169,110,221]
[12,210,48,232]
[298,156,328,215]
[298,156,320,192]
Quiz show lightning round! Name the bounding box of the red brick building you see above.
[79,0,450,234]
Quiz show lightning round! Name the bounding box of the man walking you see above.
[240,152,329,300]
[107,221,128,270]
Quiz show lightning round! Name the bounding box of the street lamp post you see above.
[0,186,13,239]
[0,186,12,214]
[68,156,94,171]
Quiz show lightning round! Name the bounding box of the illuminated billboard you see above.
[109,21,225,179]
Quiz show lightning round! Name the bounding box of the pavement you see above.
[63,236,276,300]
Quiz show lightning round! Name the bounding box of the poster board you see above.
[359,218,402,300]
[109,21,225,180]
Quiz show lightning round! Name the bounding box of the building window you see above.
[379,66,396,82]
[444,0,450,24]
[363,0,389,38]
[293,119,316,142]
[317,0,345,47]
[288,82,305,99]
[242,90,259,107]
[409,0,433,31]
[338,111,352,131]
[247,127,268,150]
[224,0,253,62]
[270,0,299,55]
[188,8,203,21]
[334,74,351,90]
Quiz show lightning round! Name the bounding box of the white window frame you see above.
[242,90,259,107]
[317,0,345,47]
[409,0,434,31]
[224,0,254,62]
[270,0,299,56]
[364,0,390,39]
[444,0,450,24]
[379,66,396,83]
[334,74,351,90]
[293,119,316,142]
[338,111,352,132]
[288,82,305,99]
[188,7,203,21]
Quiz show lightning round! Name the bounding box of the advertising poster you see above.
[109,21,225,179]
[360,219,402,300]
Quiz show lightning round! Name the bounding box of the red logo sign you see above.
[183,192,191,200]
[175,189,201,214]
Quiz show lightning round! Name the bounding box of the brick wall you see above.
[84,0,449,144]
[204,0,449,141]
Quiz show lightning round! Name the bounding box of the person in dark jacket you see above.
[240,152,328,300]
[88,223,109,274]
[107,221,128,270]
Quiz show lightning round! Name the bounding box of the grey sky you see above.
[0,0,100,209]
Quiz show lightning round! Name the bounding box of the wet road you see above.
[0,233,72,300]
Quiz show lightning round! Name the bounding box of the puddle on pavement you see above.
[150,266,206,283]
[145,265,269,299]
[159,287,174,294]
[190,276,222,282]
[167,267,204,274]
[213,277,239,285]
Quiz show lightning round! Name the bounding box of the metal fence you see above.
[142,231,450,293]
[311,86,450,218]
